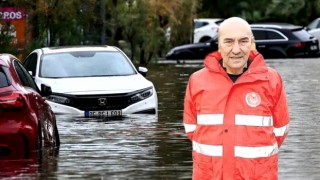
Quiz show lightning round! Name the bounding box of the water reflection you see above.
[1,58,320,179]
[52,114,192,179]
[0,148,59,179]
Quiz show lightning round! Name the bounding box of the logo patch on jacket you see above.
[245,92,261,107]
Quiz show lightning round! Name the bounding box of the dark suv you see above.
[251,23,319,58]
[165,23,320,60]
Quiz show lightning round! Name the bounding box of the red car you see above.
[0,54,60,159]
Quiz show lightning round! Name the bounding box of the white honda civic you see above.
[23,46,158,118]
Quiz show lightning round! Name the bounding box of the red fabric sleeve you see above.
[183,76,197,141]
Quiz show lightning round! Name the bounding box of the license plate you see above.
[310,45,318,51]
[84,110,122,118]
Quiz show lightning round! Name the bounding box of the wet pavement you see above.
[1,58,320,180]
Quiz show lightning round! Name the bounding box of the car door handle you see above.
[258,45,266,48]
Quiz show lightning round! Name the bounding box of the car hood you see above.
[36,74,153,95]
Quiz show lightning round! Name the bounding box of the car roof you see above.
[39,45,120,54]
[194,18,224,22]
[250,23,303,30]
[0,54,16,67]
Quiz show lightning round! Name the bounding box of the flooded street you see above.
[1,58,320,179]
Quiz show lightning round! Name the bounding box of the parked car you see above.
[166,23,320,60]
[193,18,224,43]
[165,38,217,60]
[305,17,320,47]
[23,46,158,118]
[0,54,60,159]
[251,23,319,58]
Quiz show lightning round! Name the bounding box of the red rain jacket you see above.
[183,51,289,180]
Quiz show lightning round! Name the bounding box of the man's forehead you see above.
[218,18,252,39]
[220,33,252,40]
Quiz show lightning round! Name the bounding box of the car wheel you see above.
[266,49,287,59]
[199,36,211,43]
[37,122,42,150]
[54,124,60,148]
[37,122,43,160]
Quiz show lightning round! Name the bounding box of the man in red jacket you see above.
[183,17,289,180]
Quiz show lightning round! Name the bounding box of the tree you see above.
[12,0,98,47]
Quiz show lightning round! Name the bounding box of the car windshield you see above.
[307,19,319,30]
[40,51,136,78]
[0,65,10,87]
[194,21,208,29]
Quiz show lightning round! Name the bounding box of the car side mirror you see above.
[138,67,148,77]
[41,84,52,97]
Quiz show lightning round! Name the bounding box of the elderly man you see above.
[183,17,289,180]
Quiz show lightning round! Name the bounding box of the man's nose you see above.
[232,42,241,54]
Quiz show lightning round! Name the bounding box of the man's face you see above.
[218,25,253,74]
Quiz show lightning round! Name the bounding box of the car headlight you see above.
[129,87,153,104]
[46,95,71,104]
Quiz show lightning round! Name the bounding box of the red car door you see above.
[13,60,56,145]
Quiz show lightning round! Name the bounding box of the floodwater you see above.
[1,58,320,180]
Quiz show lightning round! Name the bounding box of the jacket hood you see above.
[204,50,268,73]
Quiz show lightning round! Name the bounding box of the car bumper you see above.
[47,92,158,117]
[291,51,320,58]
[0,117,38,159]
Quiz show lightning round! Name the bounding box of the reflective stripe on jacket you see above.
[183,51,289,180]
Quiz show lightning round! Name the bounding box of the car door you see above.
[13,60,40,113]
[253,29,288,58]
[13,60,54,141]
[252,29,269,56]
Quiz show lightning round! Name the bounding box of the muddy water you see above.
[1,58,320,180]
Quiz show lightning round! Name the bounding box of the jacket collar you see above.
[204,50,268,74]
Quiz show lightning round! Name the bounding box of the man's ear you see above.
[250,37,256,50]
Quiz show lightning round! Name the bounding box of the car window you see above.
[215,20,224,26]
[23,53,38,76]
[266,31,286,40]
[40,51,137,78]
[292,29,314,41]
[0,65,11,88]
[13,60,40,91]
[194,21,209,29]
[252,30,267,40]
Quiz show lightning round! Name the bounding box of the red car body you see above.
[0,54,59,160]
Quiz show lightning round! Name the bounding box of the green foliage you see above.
[266,0,305,24]
[0,22,18,55]
[169,0,198,46]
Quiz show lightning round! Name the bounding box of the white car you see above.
[306,17,320,47]
[23,46,158,118]
[193,18,224,43]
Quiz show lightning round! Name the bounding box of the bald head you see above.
[217,17,254,75]
[218,17,252,39]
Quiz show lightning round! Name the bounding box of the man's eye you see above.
[239,40,249,45]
